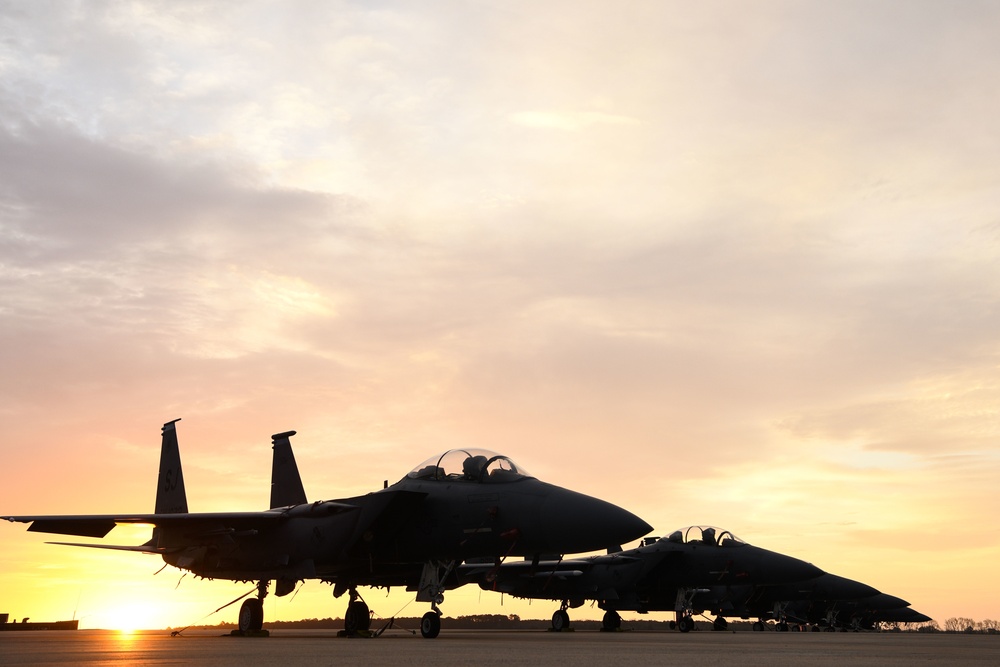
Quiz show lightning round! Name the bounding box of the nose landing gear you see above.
[675,612,696,633]
[417,560,455,638]
[420,609,442,639]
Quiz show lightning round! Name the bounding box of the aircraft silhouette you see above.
[675,572,928,631]
[860,604,932,628]
[2,419,651,637]
[460,524,822,632]
[720,576,931,631]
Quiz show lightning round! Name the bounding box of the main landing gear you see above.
[551,607,570,632]
[553,606,623,632]
[343,589,371,635]
[674,611,696,633]
[237,581,269,634]
[234,578,301,636]
[549,599,585,631]
[750,618,790,632]
[331,582,373,637]
[601,609,622,631]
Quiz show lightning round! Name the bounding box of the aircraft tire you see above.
[344,600,371,634]
[551,609,570,631]
[602,610,621,630]
[238,598,264,633]
[752,621,765,632]
[420,611,441,639]
[713,616,728,631]
[678,616,694,633]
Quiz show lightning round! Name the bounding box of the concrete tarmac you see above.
[0,629,997,666]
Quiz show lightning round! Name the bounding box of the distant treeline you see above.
[171,614,997,634]
[939,618,1000,634]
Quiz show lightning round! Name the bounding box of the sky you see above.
[1,0,998,630]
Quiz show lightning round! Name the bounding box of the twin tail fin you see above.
[154,419,188,514]
[270,430,307,508]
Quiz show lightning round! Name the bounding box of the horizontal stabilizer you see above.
[45,541,175,553]
[3,505,359,538]
[28,519,117,538]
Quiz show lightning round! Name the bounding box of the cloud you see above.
[2,0,1000,626]
[509,110,640,132]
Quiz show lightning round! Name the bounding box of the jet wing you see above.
[3,502,360,539]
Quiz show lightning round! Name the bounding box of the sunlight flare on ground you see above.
[96,603,162,632]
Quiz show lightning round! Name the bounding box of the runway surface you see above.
[0,629,996,666]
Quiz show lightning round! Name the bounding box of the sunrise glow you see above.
[2,1,998,630]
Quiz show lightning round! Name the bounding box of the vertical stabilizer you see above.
[270,430,307,508]
[155,419,188,514]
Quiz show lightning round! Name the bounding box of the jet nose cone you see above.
[755,549,825,584]
[870,593,909,609]
[537,487,652,554]
[895,609,931,623]
[782,555,824,583]
[820,574,881,600]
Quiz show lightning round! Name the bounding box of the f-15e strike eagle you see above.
[714,573,932,632]
[460,524,823,632]
[2,419,652,638]
[462,526,928,633]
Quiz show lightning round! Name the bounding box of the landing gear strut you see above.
[672,587,701,632]
[416,560,454,639]
[238,581,268,634]
[551,604,571,632]
[343,589,371,635]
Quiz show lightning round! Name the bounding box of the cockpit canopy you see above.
[406,449,532,483]
[664,525,746,547]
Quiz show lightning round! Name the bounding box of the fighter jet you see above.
[678,578,929,632]
[2,420,651,638]
[864,604,932,628]
[460,525,822,632]
[771,591,931,631]
[704,572,884,631]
